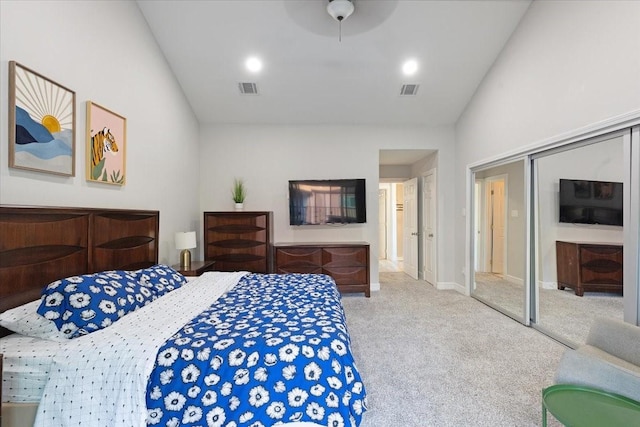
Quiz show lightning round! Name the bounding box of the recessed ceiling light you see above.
[245,57,263,73]
[402,59,418,76]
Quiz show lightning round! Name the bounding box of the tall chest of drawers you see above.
[204,211,273,273]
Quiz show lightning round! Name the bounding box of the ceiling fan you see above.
[284,0,398,40]
[326,0,355,41]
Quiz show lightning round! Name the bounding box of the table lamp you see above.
[175,231,196,270]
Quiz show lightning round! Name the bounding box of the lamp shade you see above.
[175,231,196,250]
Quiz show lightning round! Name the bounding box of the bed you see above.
[0,206,367,427]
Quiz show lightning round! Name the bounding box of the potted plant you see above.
[232,178,246,210]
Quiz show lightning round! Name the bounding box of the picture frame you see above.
[86,101,126,185]
[8,61,76,176]
[593,182,615,200]
[572,180,591,199]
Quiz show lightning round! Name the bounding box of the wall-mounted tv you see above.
[559,179,623,226]
[289,179,366,225]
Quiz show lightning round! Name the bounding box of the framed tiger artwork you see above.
[86,101,126,185]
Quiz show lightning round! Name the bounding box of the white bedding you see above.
[0,279,206,404]
[0,335,62,402]
[34,271,246,427]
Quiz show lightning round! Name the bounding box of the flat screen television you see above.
[559,179,623,226]
[289,179,366,225]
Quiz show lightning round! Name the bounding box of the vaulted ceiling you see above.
[137,0,531,126]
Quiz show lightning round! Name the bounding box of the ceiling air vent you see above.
[239,82,258,95]
[400,84,419,96]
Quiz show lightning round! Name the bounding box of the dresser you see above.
[204,212,273,273]
[274,242,370,297]
[555,241,623,296]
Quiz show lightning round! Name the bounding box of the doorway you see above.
[379,182,404,273]
[379,176,436,282]
[378,149,438,280]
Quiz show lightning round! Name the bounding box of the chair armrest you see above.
[586,317,640,366]
[555,349,640,402]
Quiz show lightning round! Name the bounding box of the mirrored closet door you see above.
[471,159,528,323]
[469,126,639,346]
[531,132,629,345]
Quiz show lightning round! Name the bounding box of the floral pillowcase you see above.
[136,264,188,297]
[37,265,187,339]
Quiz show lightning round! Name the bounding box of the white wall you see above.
[0,1,200,264]
[455,0,640,288]
[199,124,456,289]
[380,165,412,180]
[410,153,438,178]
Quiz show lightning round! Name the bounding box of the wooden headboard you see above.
[0,206,159,321]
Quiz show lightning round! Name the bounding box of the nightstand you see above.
[173,260,216,277]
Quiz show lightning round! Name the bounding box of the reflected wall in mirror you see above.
[472,159,526,321]
[534,135,624,345]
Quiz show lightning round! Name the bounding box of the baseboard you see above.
[374,277,467,296]
[437,281,468,295]
[505,274,523,285]
[539,281,556,290]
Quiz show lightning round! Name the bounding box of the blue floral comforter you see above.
[145,273,367,427]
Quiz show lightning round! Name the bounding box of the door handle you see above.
[428,233,434,237]
[411,232,419,236]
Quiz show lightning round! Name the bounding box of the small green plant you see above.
[232,179,246,203]
[110,169,125,184]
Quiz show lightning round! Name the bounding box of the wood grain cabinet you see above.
[172,260,216,277]
[556,240,623,296]
[204,212,273,273]
[275,242,370,297]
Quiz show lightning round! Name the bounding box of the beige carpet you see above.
[341,272,566,426]
[474,272,623,344]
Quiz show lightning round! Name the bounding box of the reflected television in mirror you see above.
[559,179,623,226]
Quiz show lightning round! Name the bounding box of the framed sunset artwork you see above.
[8,61,76,176]
[86,101,126,185]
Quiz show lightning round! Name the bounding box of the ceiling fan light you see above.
[327,0,355,22]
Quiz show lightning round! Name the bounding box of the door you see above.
[471,161,526,323]
[403,177,419,279]
[378,189,387,259]
[532,132,632,344]
[422,172,436,285]
[489,179,506,274]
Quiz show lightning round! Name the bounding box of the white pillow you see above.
[0,300,68,341]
